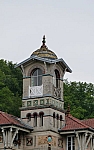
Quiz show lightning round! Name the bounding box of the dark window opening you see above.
[53,112,55,127]
[60,115,62,128]
[56,114,59,128]
[55,69,60,88]
[26,113,31,122]
[33,112,37,127]
[39,111,44,126]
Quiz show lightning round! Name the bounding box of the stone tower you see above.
[16,36,72,150]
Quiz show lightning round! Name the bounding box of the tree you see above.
[64,80,94,119]
[0,59,22,117]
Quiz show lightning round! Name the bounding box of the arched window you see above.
[31,68,42,86]
[60,115,62,128]
[26,113,31,122]
[39,111,44,126]
[33,112,38,127]
[54,69,60,88]
[53,112,55,127]
[57,114,59,128]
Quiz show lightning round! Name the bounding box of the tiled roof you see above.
[0,111,33,130]
[61,114,90,131]
[81,118,94,129]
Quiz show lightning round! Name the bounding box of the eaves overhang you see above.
[0,122,33,131]
[58,127,94,135]
[15,55,72,73]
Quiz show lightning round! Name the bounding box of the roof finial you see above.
[66,105,70,116]
[41,35,47,49]
[42,35,46,45]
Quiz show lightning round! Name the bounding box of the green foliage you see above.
[0,59,94,120]
[0,59,22,117]
[64,79,94,119]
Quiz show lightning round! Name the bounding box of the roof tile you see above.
[61,114,90,131]
[81,118,94,129]
[0,111,32,130]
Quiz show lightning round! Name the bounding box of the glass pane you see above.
[31,77,34,86]
[68,137,71,150]
[31,77,37,86]
[38,76,42,86]
[38,69,42,75]
[72,137,75,150]
[31,68,42,86]
[32,69,37,76]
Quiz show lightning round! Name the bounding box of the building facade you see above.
[0,36,94,150]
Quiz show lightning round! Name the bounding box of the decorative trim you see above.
[42,74,53,77]
[20,105,65,113]
[22,95,64,101]
[28,63,45,76]
[26,137,33,146]
[23,76,31,79]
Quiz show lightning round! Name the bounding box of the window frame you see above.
[31,68,42,86]
[67,136,75,150]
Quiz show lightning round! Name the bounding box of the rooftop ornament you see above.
[41,35,47,48]
[31,35,58,59]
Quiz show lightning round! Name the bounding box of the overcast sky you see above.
[0,0,94,83]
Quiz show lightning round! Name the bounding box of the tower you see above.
[16,36,72,150]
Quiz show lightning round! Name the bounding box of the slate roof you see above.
[0,111,33,131]
[15,55,72,73]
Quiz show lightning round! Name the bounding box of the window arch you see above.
[54,69,60,88]
[33,112,38,127]
[39,111,44,126]
[31,68,42,86]
[26,113,31,122]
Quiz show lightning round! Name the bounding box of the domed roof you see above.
[31,36,58,59]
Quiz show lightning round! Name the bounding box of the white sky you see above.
[0,0,94,83]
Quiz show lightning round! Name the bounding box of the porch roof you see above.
[61,114,89,131]
[81,118,94,129]
[58,114,94,134]
[0,111,33,131]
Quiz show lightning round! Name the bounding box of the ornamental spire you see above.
[41,35,47,48]
[42,35,46,45]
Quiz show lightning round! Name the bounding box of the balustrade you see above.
[29,85,43,97]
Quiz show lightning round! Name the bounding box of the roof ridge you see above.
[82,118,94,121]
